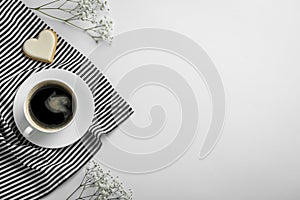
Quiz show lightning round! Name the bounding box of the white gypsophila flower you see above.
[31,0,113,43]
[66,159,133,199]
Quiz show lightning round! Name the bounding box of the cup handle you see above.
[23,126,34,137]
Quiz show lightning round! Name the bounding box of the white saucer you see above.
[13,69,94,148]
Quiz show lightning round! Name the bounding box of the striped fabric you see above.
[0,0,133,199]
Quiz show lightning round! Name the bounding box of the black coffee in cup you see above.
[27,80,76,131]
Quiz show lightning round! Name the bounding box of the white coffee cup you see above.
[23,79,77,137]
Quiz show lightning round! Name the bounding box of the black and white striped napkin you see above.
[0,0,133,199]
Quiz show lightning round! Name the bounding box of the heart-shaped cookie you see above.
[23,29,58,63]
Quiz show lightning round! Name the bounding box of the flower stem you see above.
[30,0,60,10]
[58,0,68,9]
[66,185,81,200]
[34,9,86,31]
[66,171,89,199]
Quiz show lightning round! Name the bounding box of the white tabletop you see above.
[21,0,300,199]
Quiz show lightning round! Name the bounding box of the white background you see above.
[22,0,300,199]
